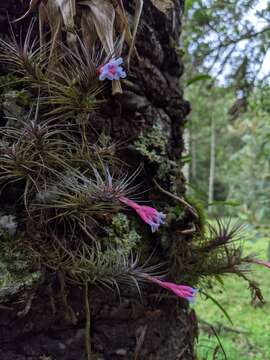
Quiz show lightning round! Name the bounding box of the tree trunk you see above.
[0,1,197,360]
[208,118,215,212]
[182,129,190,183]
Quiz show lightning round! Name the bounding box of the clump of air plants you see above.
[25,155,197,309]
[0,26,103,122]
[12,0,134,95]
[0,94,196,325]
[31,163,167,240]
[171,219,244,282]
[61,133,122,173]
[22,150,197,315]
[0,109,75,208]
[166,218,266,305]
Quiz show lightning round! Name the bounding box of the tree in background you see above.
[184,0,270,83]
[183,0,270,221]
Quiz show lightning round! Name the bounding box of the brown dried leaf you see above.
[81,11,97,51]
[38,1,62,69]
[55,0,76,46]
[111,0,133,48]
[80,0,115,55]
[55,0,76,32]
[127,0,143,67]
[150,0,173,13]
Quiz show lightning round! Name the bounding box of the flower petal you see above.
[114,57,123,65]
[99,73,106,81]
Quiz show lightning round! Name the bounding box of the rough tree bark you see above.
[0,1,197,360]
[208,118,215,213]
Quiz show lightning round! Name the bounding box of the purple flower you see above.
[147,276,197,303]
[119,196,166,232]
[98,58,127,81]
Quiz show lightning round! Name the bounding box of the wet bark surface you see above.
[0,1,196,359]
[0,286,197,360]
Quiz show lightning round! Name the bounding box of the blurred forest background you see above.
[183,0,270,358]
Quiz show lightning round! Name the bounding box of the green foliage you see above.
[200,290,233,326]
[224,93,270,224]
[0,94,157,298]
[185,84,234,209]
[196,232,270,360]
[183,0,270,84]
[183,4,270,348]
[186,81,270,224]
[185,73,212,87]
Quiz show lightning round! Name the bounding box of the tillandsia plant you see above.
[0,26,104,122]
[12,0,173,95]
[168,217,266,304]
[14,0,174,65]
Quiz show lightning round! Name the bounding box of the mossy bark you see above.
[0,1,197,359]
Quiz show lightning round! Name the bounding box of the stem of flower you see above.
[153,179,199,219]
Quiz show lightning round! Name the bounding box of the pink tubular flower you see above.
[148,276,197,303]
[252,259,270,269]
[119,196,165,232]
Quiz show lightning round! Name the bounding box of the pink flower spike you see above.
[252,259,270,269]
[148,276,197,303]
[119,197,166,232]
